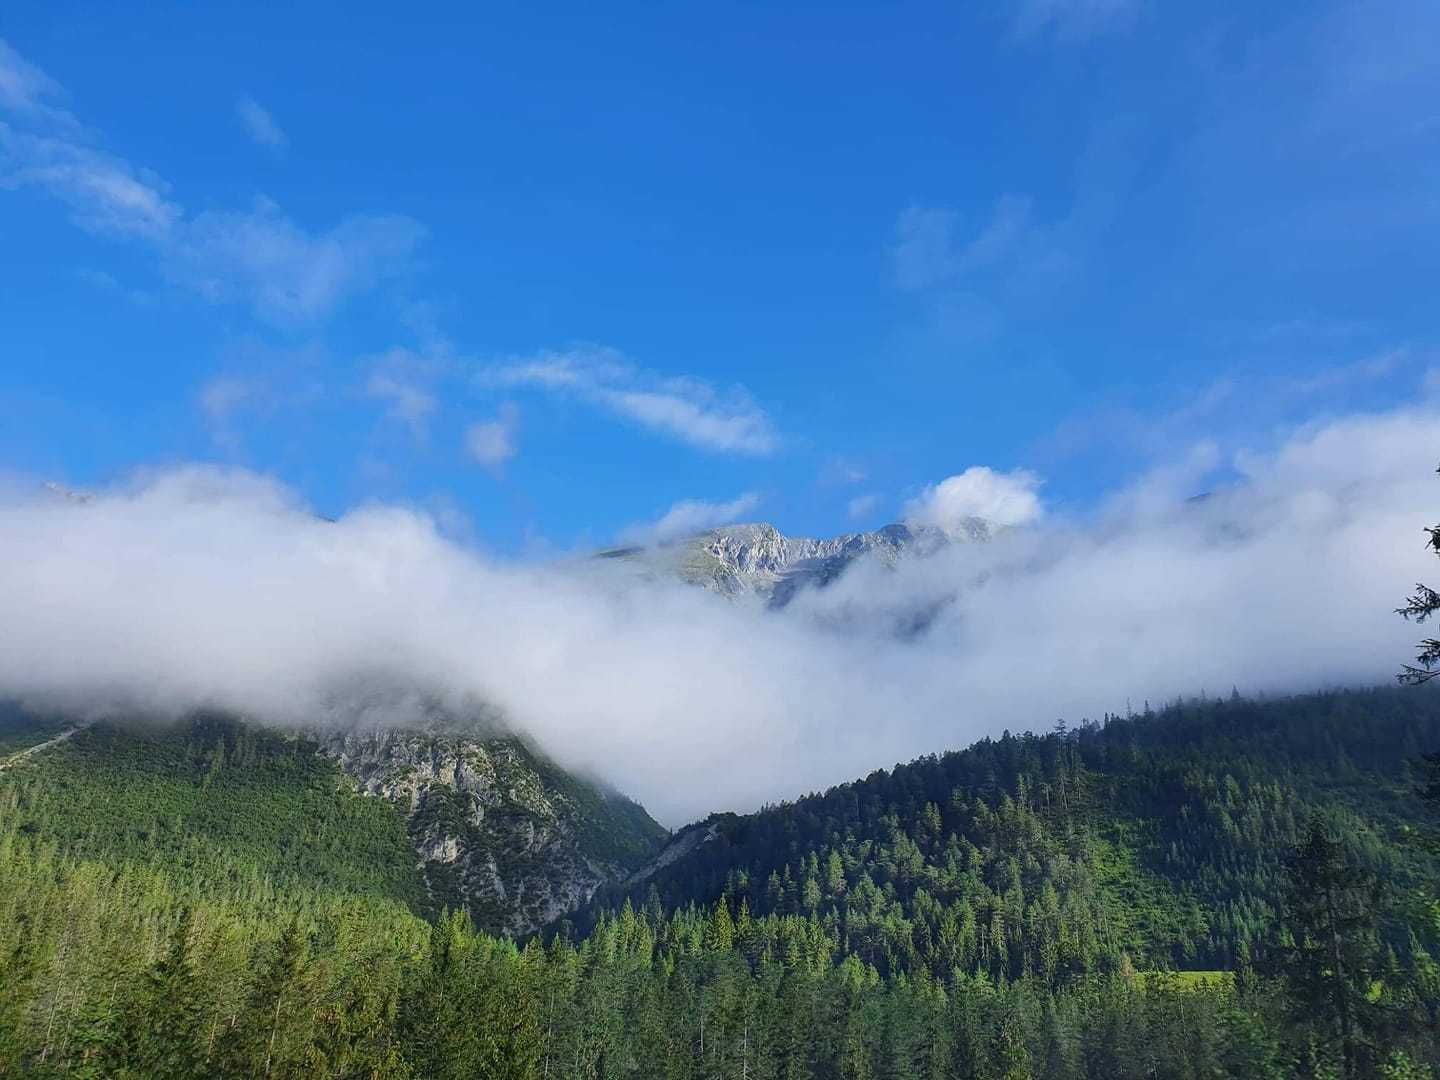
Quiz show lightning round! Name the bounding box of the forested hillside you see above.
[0,713,431,910]
[0,708,666,937]
[0,689,1437,1077]
[585,688,1440,980]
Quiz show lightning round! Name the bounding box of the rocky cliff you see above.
[318,725,667,935]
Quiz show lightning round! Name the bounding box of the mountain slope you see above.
[581,687,1440,979]
[320,725,666,934]
[0,711,430,908]
[1,690,1437,1075]
[0,708,666,935]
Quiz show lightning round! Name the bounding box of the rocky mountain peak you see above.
[597,517,986,605]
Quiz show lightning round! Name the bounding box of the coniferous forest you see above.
[0,687,1438,1078]
[8,2,1440,1077]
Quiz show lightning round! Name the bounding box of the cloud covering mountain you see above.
[0,405,1434,823]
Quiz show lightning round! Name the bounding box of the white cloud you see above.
[0,405,1434,822]
[0,40,421,325]
[0,126,179,240]
[464,404,519,472]
[847,493,882,521]
[485,347,778,456]
[236,96,285,149]
[904,466,1043,532]
[619,492,761,545]
[172,199,423,325]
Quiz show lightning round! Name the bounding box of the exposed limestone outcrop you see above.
[318,726,665,936]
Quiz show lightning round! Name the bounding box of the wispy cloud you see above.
[197,374,282,453]
[75,266,155,306]
[365,368,437,443]
[618,492,761,545]
[464,404,519,473]
[195,339,327,451]
[236,96,285,150]
[888,194,1076,348]
[0,126,179,239]
[890,114,1140,356]
[846,493,882,521]
[484,347,779,456]
[172,198,422,325]
[821,457,868,486]
[1035,347,1425,472]
[200,375,265,420]
[0,39,421,326]
[892,195,1065,294]
[1010,0,1142,41]
[890,206,961,292]
[0,37,75,126]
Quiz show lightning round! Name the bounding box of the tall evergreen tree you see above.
[1397,463,1440,684]
[1274,821,1384,1079]
[113,909,205,1079]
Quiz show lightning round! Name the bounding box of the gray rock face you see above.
[622,821,719,887]
[598,519,984,605]
[317,726,664,936]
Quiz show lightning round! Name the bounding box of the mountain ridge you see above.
[595,517,988,604]
[577,685,1440,977]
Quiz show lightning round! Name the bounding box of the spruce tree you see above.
[1275,821,1384,1079]
[115,909,205,1079]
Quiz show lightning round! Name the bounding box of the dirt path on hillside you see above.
[0,726,84,772]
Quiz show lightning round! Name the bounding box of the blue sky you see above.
[2,1,1437,552]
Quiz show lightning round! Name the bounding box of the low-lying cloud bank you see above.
[1,407,1435,823]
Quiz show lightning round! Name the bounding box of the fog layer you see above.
[1,407,1433,823]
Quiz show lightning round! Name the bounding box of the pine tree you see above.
[1397,465,1440,684]
[0,915,41,1067]
[1274,821,1384,1079]
[114,909,205,1079]
[993,1005,1033,1080]
[217,913,308,1078]
[707,898,735,954]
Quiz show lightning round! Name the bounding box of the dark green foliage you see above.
[0,703,71,756]
[1270,821,1385,1078]
[0,688,1436,1076]
[1422,751,1440,814]
[109,909,206,1078]
[401,910,540,1079]
[585,687,1440,983]
[3,714,429,911]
